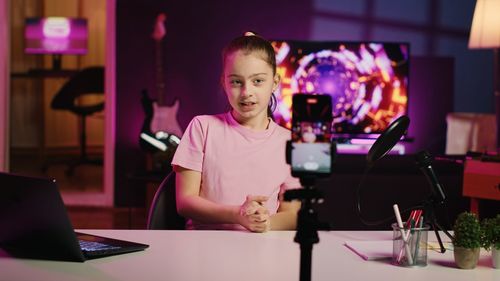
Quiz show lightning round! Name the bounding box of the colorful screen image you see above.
[272,40,409,137]
[25,17,88,55]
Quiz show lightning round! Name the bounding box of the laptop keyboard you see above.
[79,240,121,254]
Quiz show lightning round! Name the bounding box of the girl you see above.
[171,32,301,232]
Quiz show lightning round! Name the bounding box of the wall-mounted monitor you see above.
[24,17,88,55]
[271,40,410,138]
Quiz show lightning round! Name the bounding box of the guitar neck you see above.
[155,41,165,105]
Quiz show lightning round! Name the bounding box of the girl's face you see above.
[223,50,279,128]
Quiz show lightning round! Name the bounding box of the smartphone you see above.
[289,94,333,178]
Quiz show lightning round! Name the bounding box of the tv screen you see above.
[24,17,88,55]
[271,40,409,137]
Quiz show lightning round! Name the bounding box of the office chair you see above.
[50,66,105,175]
[147,171,186,230]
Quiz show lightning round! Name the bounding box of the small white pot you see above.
[493,247,500,269]
[454,246,480,269]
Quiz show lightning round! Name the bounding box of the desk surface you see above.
[0,230,497,281]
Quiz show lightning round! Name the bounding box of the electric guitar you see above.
[140,13,183,153]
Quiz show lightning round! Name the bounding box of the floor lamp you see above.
[468,0,500,152]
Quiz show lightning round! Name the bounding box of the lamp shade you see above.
[468,0,500,49]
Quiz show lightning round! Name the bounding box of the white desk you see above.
[0,230,497,281]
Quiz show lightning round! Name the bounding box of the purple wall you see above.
[115,1,459,206]
[115,0,313,206]
[406,56,454,154]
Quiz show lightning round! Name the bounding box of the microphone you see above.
[415,150,446,204]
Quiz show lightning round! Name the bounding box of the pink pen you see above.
[393,204,414,265]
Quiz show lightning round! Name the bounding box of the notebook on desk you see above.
[0,172,149,262]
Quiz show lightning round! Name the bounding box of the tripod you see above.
[416,150,453,253]
[421,196,453,253]
[284,176,329,281]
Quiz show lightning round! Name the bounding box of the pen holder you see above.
[392,222,430,267]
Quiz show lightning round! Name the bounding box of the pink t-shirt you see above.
[171,112,301,230]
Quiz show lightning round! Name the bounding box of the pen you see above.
[393,204,414,265]
[404,209,422,241]
[398,210,420,262]
[409,219,416,258]
[413,216,424,263]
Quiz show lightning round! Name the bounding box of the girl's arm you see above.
[269,200,301,230]
[174,165,269,232]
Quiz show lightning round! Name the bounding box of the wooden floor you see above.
[10,148,150,229]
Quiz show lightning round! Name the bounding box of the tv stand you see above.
[11,55,75,77]
[11,69,79,78]
[52,54,62,71]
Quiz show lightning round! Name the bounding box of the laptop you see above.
[0,172,149,262]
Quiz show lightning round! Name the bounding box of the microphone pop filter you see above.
[367,115,410,166]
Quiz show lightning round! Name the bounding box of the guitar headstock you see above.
[152,13,167,41]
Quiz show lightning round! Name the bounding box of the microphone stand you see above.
[421,195,453,253]
[284,176,329,281]
[416,150,453,253]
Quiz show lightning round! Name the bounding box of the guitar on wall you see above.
[140,13,183,155]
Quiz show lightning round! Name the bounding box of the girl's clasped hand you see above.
[239,195,271,232]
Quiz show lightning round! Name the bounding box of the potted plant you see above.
[452,212,482,269]
[482,214,500,268]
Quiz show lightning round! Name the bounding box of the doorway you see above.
[4,0,115,206]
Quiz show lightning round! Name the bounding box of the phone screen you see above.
[290,94,333,177]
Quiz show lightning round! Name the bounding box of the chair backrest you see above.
[147,171,185,230]
[51,66,105,115]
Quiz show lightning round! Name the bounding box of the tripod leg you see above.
[294,198,318,281]
[423,199,450,254]
[299,243,313,281]
[432,222,446,253]
[434,221,454,241]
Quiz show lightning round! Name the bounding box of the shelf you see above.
[11,69,79,78]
